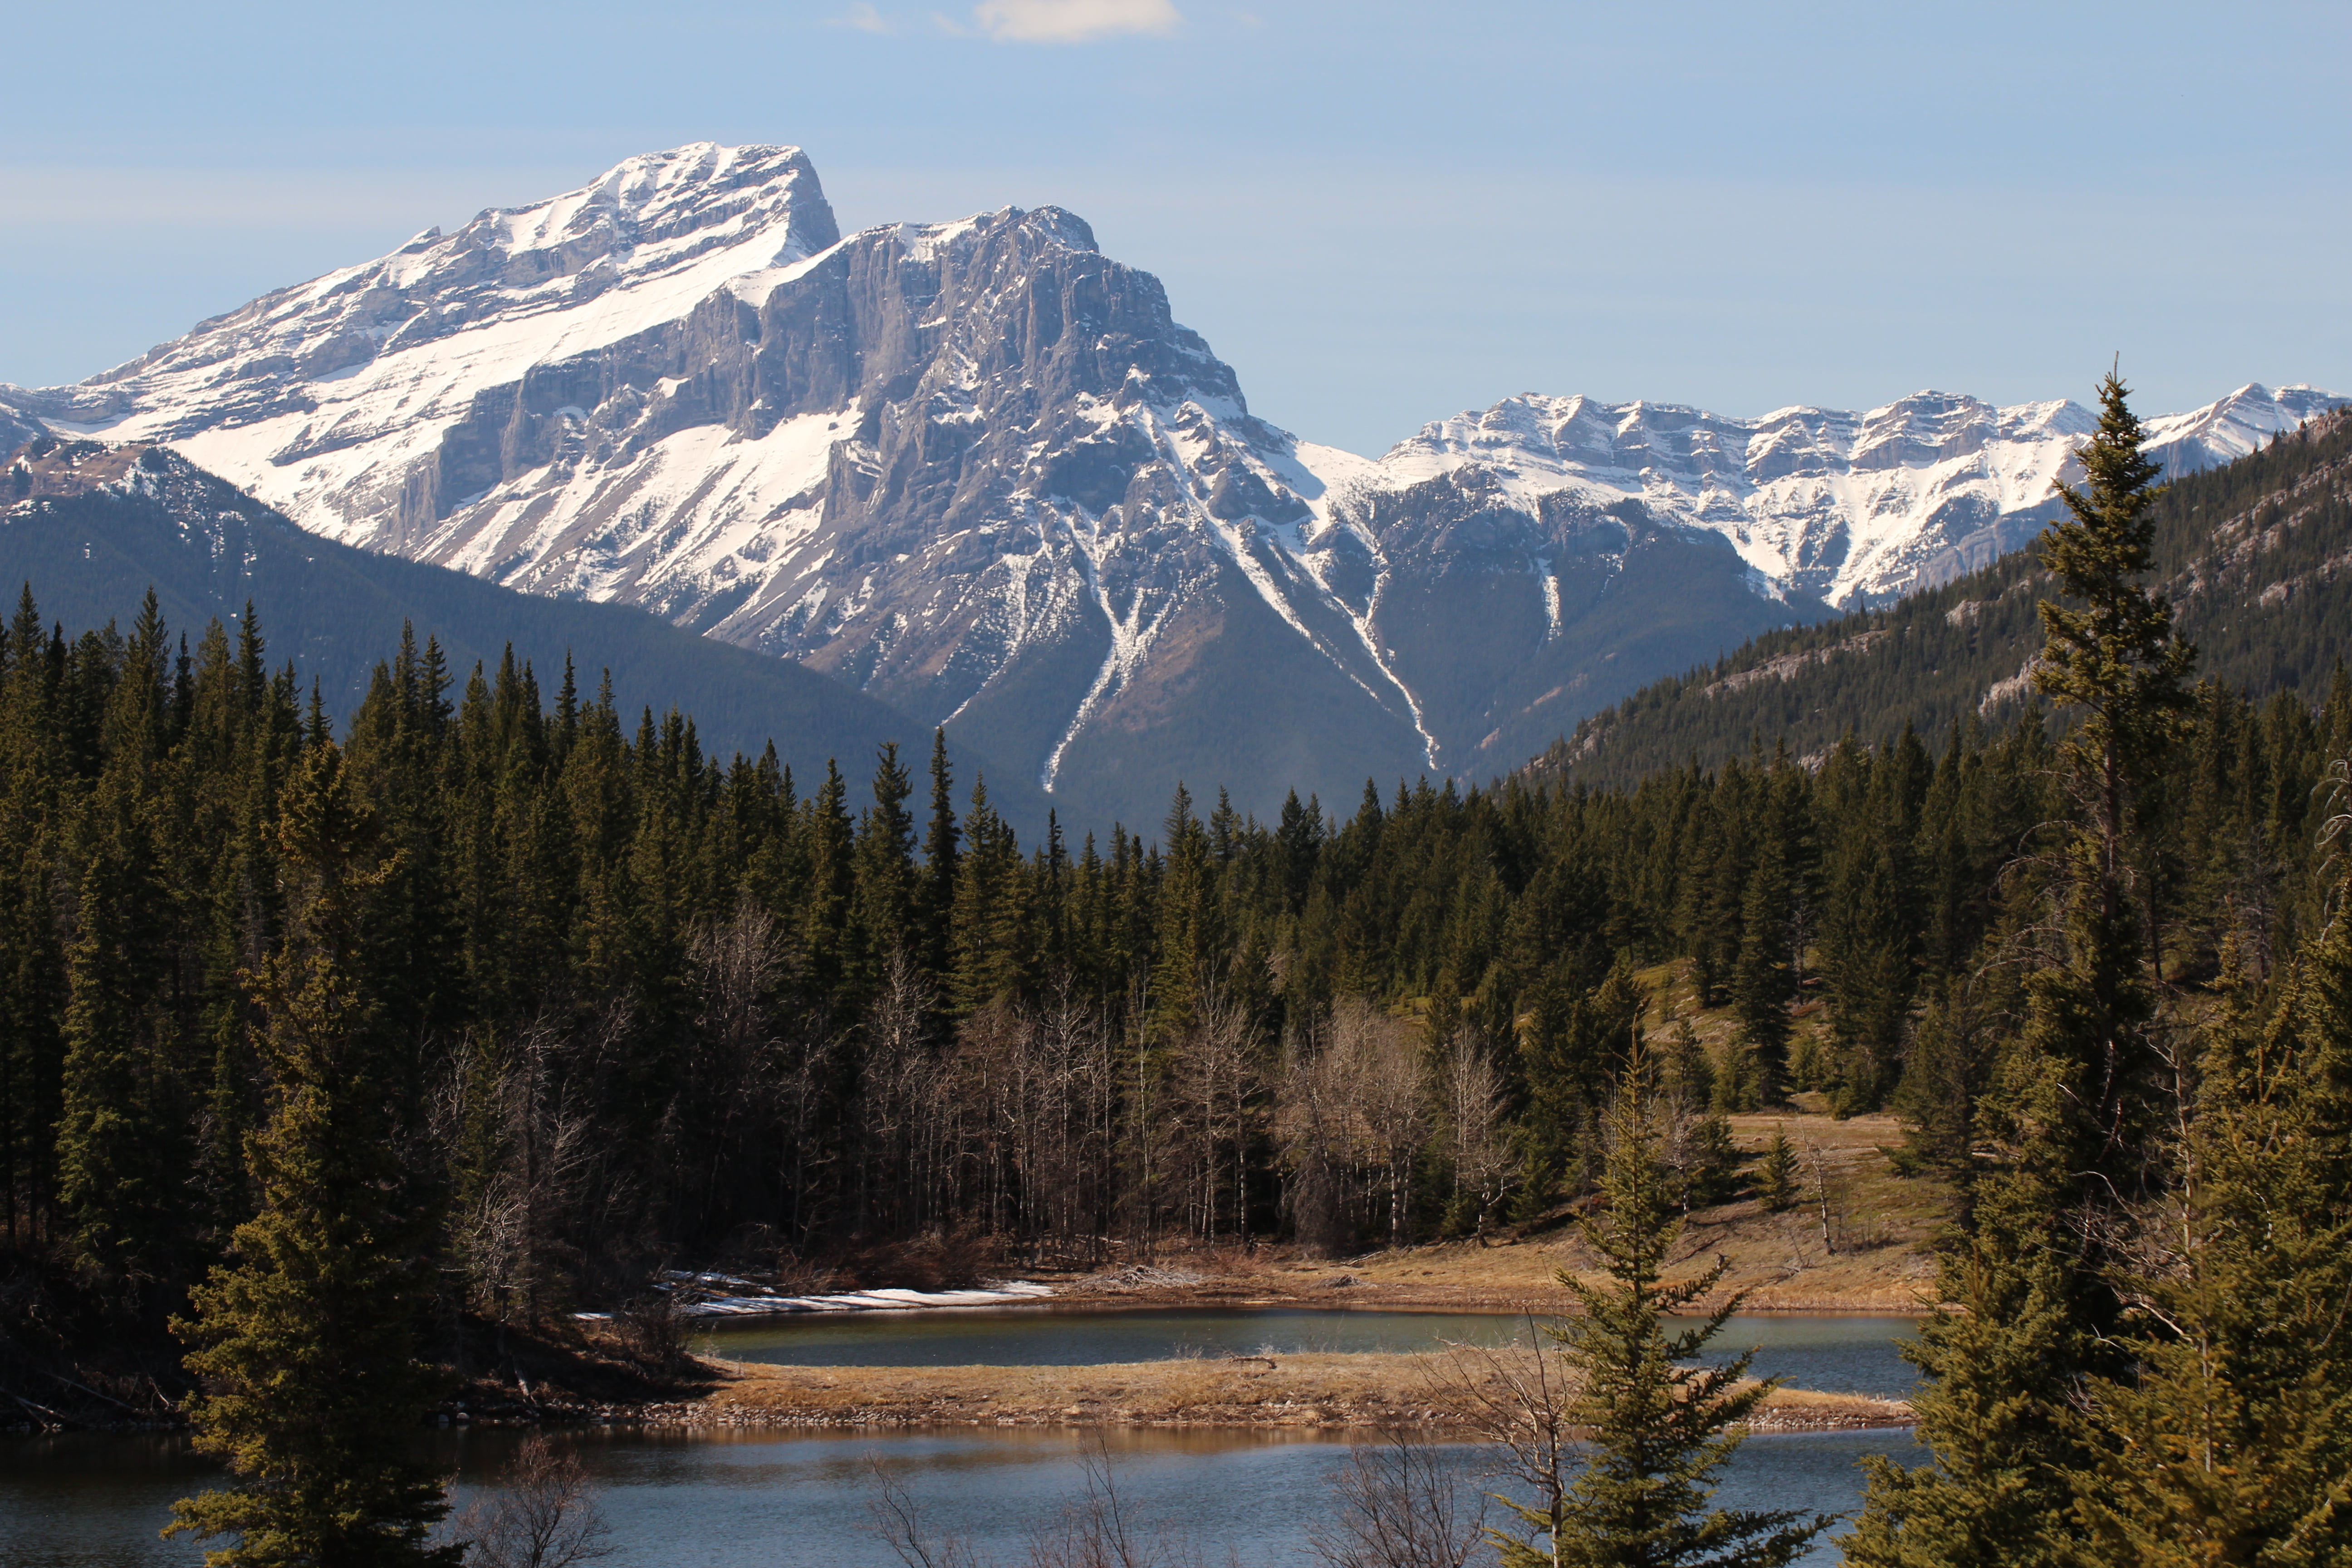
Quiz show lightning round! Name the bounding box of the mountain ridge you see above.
[0,433,1057,823]
[1533,407,2352,789]
[4,141,2339,825]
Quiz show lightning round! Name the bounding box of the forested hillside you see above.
[0,438,1054,824]
[5,563,2347,1338]
[1538,407,2352,787]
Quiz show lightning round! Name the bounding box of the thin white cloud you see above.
[829,2,894,32]
[969,0,1181,44]
[0,165,579,232]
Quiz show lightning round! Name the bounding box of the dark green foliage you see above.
[1545,410,2352,790]
[0,440,1047,825]
[1753,1131,1798,1214]
[1494,1047,1829,1568]
[1850,374,2206,1568]
[168,744,457,1566]
[7,393,2352,1365]
[2068,942,2352,1564]
[1515,956,1646,1217]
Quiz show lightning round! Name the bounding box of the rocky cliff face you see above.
[1354,384,2349,612]
[13,142,2342,825]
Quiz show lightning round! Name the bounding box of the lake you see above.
[2,1308,1924,1564]
[1,1424,1923,1567]
[699,1306,1923,1400]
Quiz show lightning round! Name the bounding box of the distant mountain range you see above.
[2,142,2339,825]
[1534,408,2352,789]
[0,436,1043,821]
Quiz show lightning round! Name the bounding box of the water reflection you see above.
[1,1424,1925,1568]
[700,1308,1921,1400]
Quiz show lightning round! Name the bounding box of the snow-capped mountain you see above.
[1358,384,2348,610]
[5,142,2339,824]
[0,434,984,810]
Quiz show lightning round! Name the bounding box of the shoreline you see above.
[551,1352,1916,1436]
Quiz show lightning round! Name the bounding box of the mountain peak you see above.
[9,146,2344,828]
[49,142,838,418]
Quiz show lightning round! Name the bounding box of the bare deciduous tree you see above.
[442,1014,601,1327]
[1281,1002,1431,1249]
[1426,1321,1580,1568]
[1306,1429,1489,1568]
[1166,977,1260,1246]
[450,1435,616,1568]
[1441,1029,1514,1242]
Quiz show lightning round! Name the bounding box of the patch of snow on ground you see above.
[572,1278,1057,1320]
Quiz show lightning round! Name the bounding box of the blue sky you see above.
[3,0,2346,455]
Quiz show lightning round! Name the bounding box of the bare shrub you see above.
[451,1434,615,1568]
[612,1291,689,1376]
[867,1455,988,1568]
[1022,1440,1204,1568]
[1307,1429,1489,1568]
[866,1440,1210,1568]
[769,1248,844,1295]
[1425,1321,1580,1558]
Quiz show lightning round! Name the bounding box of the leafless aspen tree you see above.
[862,951,946,1233]
[1167,977,1259,1245]
[1441,1028,1513,1241]
[444,1014,599,1325]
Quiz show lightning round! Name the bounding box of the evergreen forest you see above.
[5,508,2349,1330]
[1546,407,2352,786]
[9,380,2352,1563]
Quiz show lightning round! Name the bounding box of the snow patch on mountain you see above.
[6,139,2342,818]
[1334,386,2346,608]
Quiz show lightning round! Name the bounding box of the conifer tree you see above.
[1730,835,1793,1102]
[2070,945,2352,1565]
[56,596,189,1300]
[1753,1129,1797,1213]
[169,743,456,1567]
[850,740,917,990]
[919,728,959,972]
[56,848,185,1292]
[1515,956,1645,1218]
[1496,1043,1828,1568]
[1850,371,2195,1568]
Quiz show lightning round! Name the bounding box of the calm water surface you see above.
[3,1312,1921,1565]
[1,1424,1924,1568]
[699,1307,1921,1399]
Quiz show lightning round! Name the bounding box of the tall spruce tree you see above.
[919,728,960,973]
[2069,943,2352,1565]
[1849,370,2195,1568]
[1496,1041,1828,1568]
[168,743,456,1567]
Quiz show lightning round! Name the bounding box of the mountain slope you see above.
[1534,409,2352,789]
[9,141,2338,825]
[0,436,1042,817]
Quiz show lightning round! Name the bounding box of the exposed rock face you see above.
[0,397,43,458]
[17,143,2343,824]
[1359,385,2350,612]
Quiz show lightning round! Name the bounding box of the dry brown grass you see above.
[1200,964,1952,1315]
[640,1350,1911,1434]
[1224,1103,1943,1315]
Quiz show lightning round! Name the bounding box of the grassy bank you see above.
[593,1350,1912,1434]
